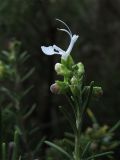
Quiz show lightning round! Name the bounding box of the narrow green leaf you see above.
[19,51,28,60]
[45,141,73,160]
[2,50,9,57]
[109,120,120,133]
[87,108,98,125]
[2,142,6,160]
[65,94,77,118]
[82,81,94,116]
[22,85,34,98]
[59,106,77,132]
[19,51,30,63]
[12,130,19,160]
[63,138,74,146]
[86,151,113,160]
[81,141,91,158]
[0,87,16,102]
[23,104,36,119]
[33,137,45,155]
[21,68,35,82]
[65,132,75,139]
[29,127,40,135]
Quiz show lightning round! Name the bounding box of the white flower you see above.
[41,19,79,60]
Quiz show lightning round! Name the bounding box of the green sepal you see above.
[56,80,69,94]
[83,86,103,98]
[61,55,74,69]
[72,62,85,79]
[69,84,79,96]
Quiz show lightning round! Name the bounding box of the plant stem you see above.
[75,132,80,160]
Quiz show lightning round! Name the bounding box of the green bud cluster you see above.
[52,56,84,94]
[51,55,102,99]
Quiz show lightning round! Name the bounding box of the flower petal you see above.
[41,46,55,55]
[53,45,65,54]
[66,34,79,55]
[72,35,79,42]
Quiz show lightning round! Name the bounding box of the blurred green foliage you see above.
[46,109,120,160]
[0,40,44,159]
[1,130,21,160]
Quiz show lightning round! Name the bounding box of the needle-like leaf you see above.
[45,141,73,160]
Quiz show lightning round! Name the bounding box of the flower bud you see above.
[86,127,93,134]
[55,63,71,76]
[99,125,108,134]
[55,63,62,73]
[50,83,60,94]
[70,76,78,85]
[90,142,98,151]
[76,62,85,76]
[93,87,103,97]
[93,123,99,130]
[84,86,103,98]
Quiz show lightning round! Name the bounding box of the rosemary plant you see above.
[0,40,43,159]
[41,19,113,160]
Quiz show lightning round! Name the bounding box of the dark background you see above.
[0,0,120,158]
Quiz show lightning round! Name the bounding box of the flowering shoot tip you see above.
[41,19,79,60]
